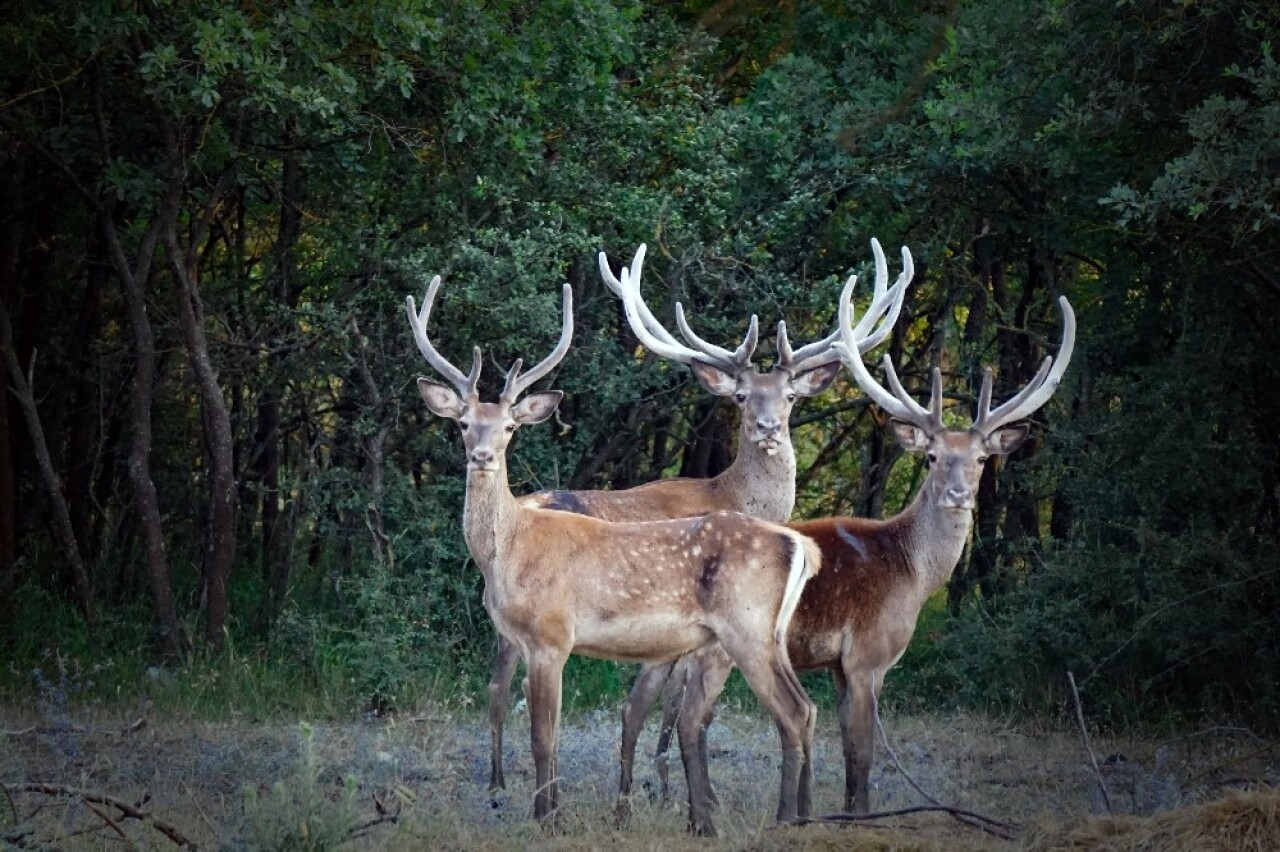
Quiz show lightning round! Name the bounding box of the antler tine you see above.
[599,245,683,348]
[405,275,483,398]
[674,302,758,369]
[974,296,1077,434]
[832,273,936,429]
[501,283,575,402]
[851,243,913,351]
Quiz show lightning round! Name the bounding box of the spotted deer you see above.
[406,275,825,834]
[486,241,909,806]
[618,277,1076,814]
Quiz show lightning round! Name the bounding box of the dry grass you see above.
[2,701,1275,849]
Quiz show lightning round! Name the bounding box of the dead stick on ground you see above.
[868,673,1020,839]
[84,799,130,843]
[1067,670,1113,815]
[12,783,195,848]
[803,805,1019,840]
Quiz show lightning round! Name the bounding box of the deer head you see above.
[834,279,1076,511]
[406,275,573,474]
[599,241,910,456]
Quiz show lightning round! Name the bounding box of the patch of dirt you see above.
[2,704,1275,849]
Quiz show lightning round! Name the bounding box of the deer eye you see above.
[459,422,470,432]
[976,455,989,465]
[926,452,938,465]
[504,423,516,433]
[785,392,796,403]
[734,391,748,404]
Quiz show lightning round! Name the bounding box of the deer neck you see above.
[898,488,974,596]
[713,434,797,523]
[462,461,519,579]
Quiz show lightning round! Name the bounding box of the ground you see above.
[2,699,1276,849]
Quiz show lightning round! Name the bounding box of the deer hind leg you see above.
[654,656,687,803]
[674,646,734,836]
[728,640,812,825]
[488,632,523,791]
[525,648,568,827]
[616,659,674,823]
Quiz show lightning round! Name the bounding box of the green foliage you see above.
[242,723,361,852]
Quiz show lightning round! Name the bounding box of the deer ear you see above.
[418,378,465,419]
[984,423,1030,456]
[890,419,930,452]
[791,361,841,397]
[689,358,739,396]
[512,391,563,425]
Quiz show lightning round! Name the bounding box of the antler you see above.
[832,248,943,433]
[775,237,913,375]
[406,275,483,399]
[499,283,575,402]
[599,244,759,373]
[971,296,1076,435]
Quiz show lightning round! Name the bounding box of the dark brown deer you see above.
[407,275,824,834]
[618,280,1076,814]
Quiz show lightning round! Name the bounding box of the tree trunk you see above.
[164,221,236,649]
[100,202,182,657]
[0,300,94,622]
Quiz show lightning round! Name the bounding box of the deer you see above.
[617,273,1076,815]
[406,273,826,834]
[484,240,910,805]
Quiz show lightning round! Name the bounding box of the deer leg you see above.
[654,657,686,803]
[731,645,810,825]
[675,648,733,836]
[616,660,674,823]
[488,631,522,791]
[526,649,568,827]
[837,657,875,814]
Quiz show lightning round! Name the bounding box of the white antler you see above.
[406,275,482,398]
[600,244,758,373]
[776,237,912,375]
[499,283,575,402]
[972,296,1076,434]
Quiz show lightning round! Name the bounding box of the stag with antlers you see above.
[619,273,1076,814]
[406,275,825,834]
[483,242,908,806]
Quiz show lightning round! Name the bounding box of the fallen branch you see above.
[7,783,195,849]
[2,717,147,738]
[1068,670,1113,815]
[802,804,1020,840]
[869,673,1020,840]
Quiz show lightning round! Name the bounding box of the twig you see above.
[870,674,1019,839]
[1,782,17,825]
[802,805,1019,840]
[12,783,195,848]
[347,810,399,841]
[83,799,130,843]
[1068,670,1113,815]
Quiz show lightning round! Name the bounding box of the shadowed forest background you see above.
[1,0,1277,731]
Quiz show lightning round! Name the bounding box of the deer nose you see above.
[756,417,780,433]
[470,449,495,466]
[945,486,972,506]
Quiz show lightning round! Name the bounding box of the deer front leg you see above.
[488,632,522,791]
[835,659,876,813]
[616,659,674,823]
[675,648,733,836]
[526,649,567,826]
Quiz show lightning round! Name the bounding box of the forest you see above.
[2,0,1278,741]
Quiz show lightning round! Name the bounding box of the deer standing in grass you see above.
[619,276,1076,814]
[484,242,908,807]
[406,275,825,834]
